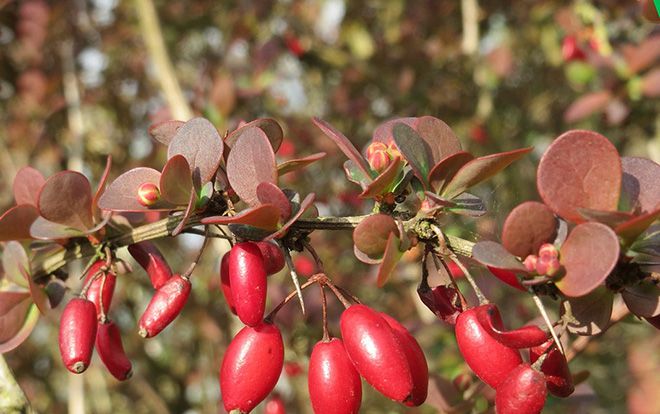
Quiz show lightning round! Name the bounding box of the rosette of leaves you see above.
[315,116,531,286]
[472,130,660,335]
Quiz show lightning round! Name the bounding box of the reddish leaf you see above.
[353,245,382,265]
[266,193,315,240]
[502,201,557,258]
[577,208,634,227]
[0,302,39,353]
[13,166,45,206]
[561,287,613,335]
[641,68,660,98]
[29,217,85,240]
[441,147,533,200]
[167,118,224,188]
[392,123,432,186]
[620,157,660,214]
[256,183,291,221]
[0,205,39,241]
[563,91,612,123]
[359,157,403,198]
[228,224,276,241]
[148,120,184,145]
[444,193,486,217]
[376,232,403,287]
[475,305,548,348]
[38,171,94,230]
[557,223,620,297]
[537,130,621,223]
[92,155,112,218]
[353,214,399,261]
[225,118,284,153]
[622,282,660,318]
[622,35,660,74]
[202,204,281,231]
[471,241,528,273]
[372,117,415,145]
[277,152,326,176]
[428,151,474,193]
[414,116,462,166]
[2,242,29,288]
[172,190,198,237]
[160,155,194,205]
[616,208,660,246]
[313,118,373,181]
[226,127,277,206]
[0,291,30,316]
[98,168,174,212]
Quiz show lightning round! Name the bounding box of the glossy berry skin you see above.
[59,298,97,374]
[495,364,547,414]
[138,275,190,338]
[255,241,285,276]
[455,305,522,389]
[340,304,413,403]
[530,339,574,397]
[379,313,428,406]
[229,242,267,326]
[219,252,236,314]
[96,321,132,381]
[308,338,362,414]
[84,260,116,317]
[128,241,173,289]
[137,182,161,206]
[220,322,284,413]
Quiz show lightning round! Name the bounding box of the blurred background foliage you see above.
[0,0,658,413]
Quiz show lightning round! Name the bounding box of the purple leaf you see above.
[225,118,284,153]
[563,91,612,123]
[202,204,281,231]
[557,222,620,297]
[620,157,660,213]
[359,157,403,198]
[0,205,39,241]
[502,201,557,258]
[226,126,277,206]
[372,117,415,144]
[98,168,175,212]
[38,171,94,230]
[167,118,224,188]
[414,116,462,166]
[428,151,474,193]
[277,152,327,176]
[0,291,31,316]
[561,287,614,336]
[537,130,621,224]
[172,190,198,236]
[441,147,533,200]
[0,303,39,353]
[313,117,373,181]
[392,123,432,186]
[148,120,184,145]
[471,241,528,273]
[266,193,315,240]
[622,282,660,318]
[615,207,660,245]
[577,208,634,227]
[257,182,291,221]
[353,214,399,261]
[29,217,84,240]
[92,155,112,218]
[13,166,45,206]
[160,155,194,205]
[376,232,403,287]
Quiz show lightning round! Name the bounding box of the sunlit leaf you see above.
[445,193,486,217]
[502,201,557,258]
[563,90,612,123]
[376,232,403,287]
[167,118,224,188]
[561,287,613,336]
[98,168,175,212]
[0,205,39,241]
[359,157,403,198]
[620,157,660,213]
[417,284,463,325]
[148,120,184,145]
[277,152,327,176]
[428,151,474,193]
[577,208,634,227]
[343,160,369,187]
[1,242,29,288]
[12,166,45,206]
[392,123,432,186]
[353,214,399,261]
[257,182,291,221]
[266,193,315,240]
[38,171,94,230]
[414,116,462,166]
[160,155,194,205]
[313,117,373,180]
[0,303,39,353]
[171,190,198,237]
[225,118,284,153]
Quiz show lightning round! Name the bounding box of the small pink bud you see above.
[365,142,388,158]
[536,255,561,277]
[523,255,538,273]
[538,243,558,259]
[137,182,160,206]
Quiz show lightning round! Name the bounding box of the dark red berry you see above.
[59,298,97,373]
[495,364,547,414]
[455,305,522,389]
[308,338,362,414]
[219,252,236,314]
[128,241,173,289]
[530,339,574,397]
[229,242,267,326]
[220,322,284,413]
[138,274,191,338]
[340,304,413,402]
[487,266,525,291]
[379,312,428,406]
[84,260,116,318]
[256,241,285,276]
[96,320,132,381]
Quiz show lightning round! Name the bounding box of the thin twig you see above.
[532,294,564,355]
[320,285,329,341]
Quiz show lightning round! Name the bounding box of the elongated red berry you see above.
[138,274,191,338]
[229,242,267,326]
[59,298,97,373]
[455,305,522,389]
[96,320,132,381]
[309,338,362,414]
[380,313,428,406]
[530,339,574,397]
[128,241,173,289]
[495,364,547,414]
[220,322,284,413]
[84,260,116,317]
[474,304,548,349]
[340,304,413,402]
[256,241,285,276]
[219,252,236,314]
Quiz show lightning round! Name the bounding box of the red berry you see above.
[474,305,548,349]
[137,182,160,206]
[308,338,362,414]
[96,320,132,381]
[293,254,316,278]
[138,275,191,338]
[220,322,284,413]
[84,260,116,317]
[446,260,464,278]
[417,284,463,325]
[229,242,267,326]
[219,252,236,314]
[561,36,586,62]
[495,364,547,414]
[379,313,428,406]
[265,395,286,414]
[284,361,303,377]
[529,339,574,398]
[487,267,525,291]
[340,304,413,403]
[455,305,522,389]
[59,298,97,373]
[128,241,173,289]
[256,241,285,276]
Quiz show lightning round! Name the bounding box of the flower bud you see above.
[137,182,160,206]
[538,243,558,259]
[523,255,538,273]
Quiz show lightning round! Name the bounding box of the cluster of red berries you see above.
[455,304,573,414]
[58,240,189,380]
[523,243,561,278]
